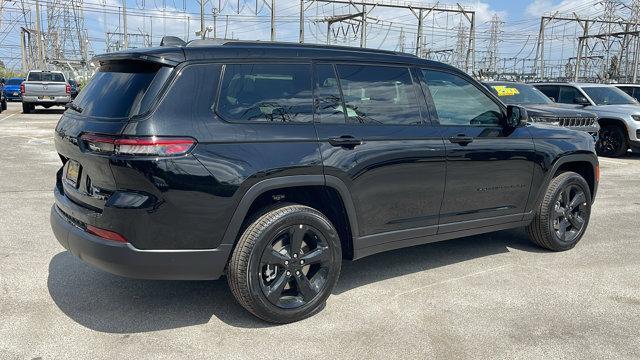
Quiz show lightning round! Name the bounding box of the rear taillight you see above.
[80,134,196,156]
[20,82,25,94]
[66,83,71,94]
[86,225,128,243]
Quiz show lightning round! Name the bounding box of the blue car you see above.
[3,78,24,101]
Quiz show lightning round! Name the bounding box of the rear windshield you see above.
[28,72,65,82]
[71,61,171,119]
[6,79,23,85]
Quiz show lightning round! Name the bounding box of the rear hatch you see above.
[24,72,67,96]
[55,57,176,212]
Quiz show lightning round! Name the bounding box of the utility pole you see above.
[299,0,304,43]
[200,0,205,39]
[415,9,423,56]
[271,0,275,41]
[123,0,128,49]
[213,7,219,38]
[35,0,45,68]
[360,4,366,47]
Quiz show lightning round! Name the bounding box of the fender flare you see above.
[220,175,359,247]
[530,153,599,213]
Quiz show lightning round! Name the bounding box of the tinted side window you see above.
[217,63,312,123]
[335,64,422,125]
[315,64,346,124]
[535,85,559,101]
[423,69,502,126]
[618,86,634,96]
[558,86,582,103]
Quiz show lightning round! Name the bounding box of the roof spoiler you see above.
[160,36,187,47]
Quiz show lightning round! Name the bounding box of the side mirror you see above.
[573,96,590,106]
[505,105,528,128]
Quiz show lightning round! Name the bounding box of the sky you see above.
[0,0,617,72]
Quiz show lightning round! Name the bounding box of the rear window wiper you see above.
[66,102,83,113]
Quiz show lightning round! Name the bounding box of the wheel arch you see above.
[598,117,630,141]
[220,175,359,260]
[532,154,599,212]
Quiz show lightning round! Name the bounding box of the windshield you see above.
[6,79,23,85]
[582,86,638,105]
[28,72,65,82]
[486,83,553,105]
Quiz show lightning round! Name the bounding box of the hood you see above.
[585,103,640,116]
[521,104,597,119]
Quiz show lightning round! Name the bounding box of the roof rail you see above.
[184,39,414,57]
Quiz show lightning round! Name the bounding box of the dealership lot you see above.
[0,101,639,359]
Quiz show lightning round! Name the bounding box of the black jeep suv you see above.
[51,40,599,323]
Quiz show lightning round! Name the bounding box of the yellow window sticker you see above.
[492,85,520,96]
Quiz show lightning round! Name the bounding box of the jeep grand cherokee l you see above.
[51,40,599,323]
[533,82,640,157]
[484,81,599,140]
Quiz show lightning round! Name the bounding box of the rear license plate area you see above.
[65,160,81,188]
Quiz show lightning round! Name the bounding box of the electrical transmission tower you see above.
[453,22,468,70]
[482,13,502,77]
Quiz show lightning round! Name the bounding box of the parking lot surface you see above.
[0,101,639,359]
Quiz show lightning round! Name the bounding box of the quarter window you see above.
[423,70,502,126]
[334,64,422,125]
[217,64,313,123]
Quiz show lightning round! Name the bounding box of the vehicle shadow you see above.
[29,108,66,115]
[47,228,542,332]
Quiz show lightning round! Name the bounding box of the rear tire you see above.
[22,103,31,114]
[596,124,627,157]
[527,171,592,251]
[227,204,342,323]
[1,99,6,111]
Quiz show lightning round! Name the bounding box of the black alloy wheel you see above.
[227,204,341,323]
[596,125,627,157]
[527,171,592,251]
[259,224,332,309]
[552,184,588,244]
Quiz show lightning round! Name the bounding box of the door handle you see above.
[448,134,474,146]
[328,135,363,148]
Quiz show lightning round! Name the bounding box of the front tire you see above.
[596,124,627,157]
[527,172,592,251]
[227,204,342,323]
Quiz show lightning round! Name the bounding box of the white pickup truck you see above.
[21,70,71,113]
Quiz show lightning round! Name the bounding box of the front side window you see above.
[423,69,502,126]
[217,63,313,123]
[334,64,422,125]
[582,86,638,105]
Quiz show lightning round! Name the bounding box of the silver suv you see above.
[533,82,640,157]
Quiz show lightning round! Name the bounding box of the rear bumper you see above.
[22,95,70,104]
[3,91,21,100]
[50,189,232,280]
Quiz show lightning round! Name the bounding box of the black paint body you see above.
[51,43,598,280]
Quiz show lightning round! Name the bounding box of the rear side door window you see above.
[558,86,583,104]
[422,69,502,126]
[535,85,559,102]
[217,63,313,123]
[332,64,422,125]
